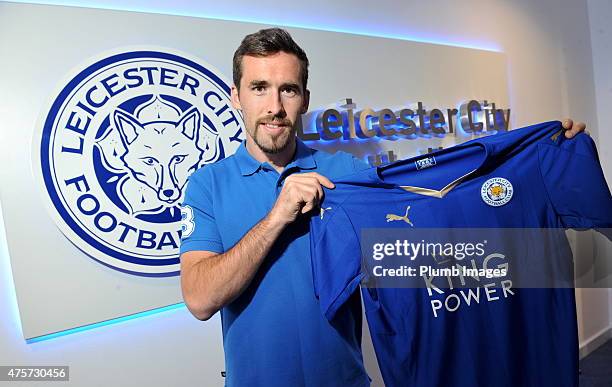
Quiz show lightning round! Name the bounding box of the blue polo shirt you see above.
[180,138,370,387]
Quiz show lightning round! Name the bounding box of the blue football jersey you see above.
[310,121,612,387]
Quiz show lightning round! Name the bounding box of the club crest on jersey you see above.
[35,49,244,276]
[481,177,513,207]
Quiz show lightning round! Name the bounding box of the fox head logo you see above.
[96,95,221,216]
[489,184,505,198]
[113,106,202,205]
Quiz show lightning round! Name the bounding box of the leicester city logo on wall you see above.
[34,48,244,277]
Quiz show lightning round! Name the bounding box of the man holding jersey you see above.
[179,28,587,386]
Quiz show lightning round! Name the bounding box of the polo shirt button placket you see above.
[276,168,294,196]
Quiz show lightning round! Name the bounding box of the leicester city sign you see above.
[34,48,244,277]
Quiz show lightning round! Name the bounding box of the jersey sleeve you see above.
[310,204,364,321]
[538,132,612,228]
[179,168,224,254]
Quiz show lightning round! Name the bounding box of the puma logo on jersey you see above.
[320,207,332,220]
[386,206,414,226]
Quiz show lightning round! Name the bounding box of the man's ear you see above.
[300,89,310,114]
[231,84,242,111]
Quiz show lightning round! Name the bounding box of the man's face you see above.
[231,51,309,154]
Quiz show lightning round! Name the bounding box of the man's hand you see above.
[181,172,335,320]
[269,172,335,227]
[562,119,587,138]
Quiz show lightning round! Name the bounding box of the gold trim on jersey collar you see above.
[398,169,478,198]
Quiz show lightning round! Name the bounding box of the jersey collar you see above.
[370,140,491,198]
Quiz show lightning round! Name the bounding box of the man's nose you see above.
[267,90,286,117]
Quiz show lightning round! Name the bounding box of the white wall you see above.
[581,0,612,354]
[1,0,610,386]
[587,0,612,182]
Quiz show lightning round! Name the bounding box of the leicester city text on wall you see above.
[35,49,244,276]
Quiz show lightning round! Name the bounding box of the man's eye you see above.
[282,88,298,97]
[142,158,156,165]
[252,86,266,94]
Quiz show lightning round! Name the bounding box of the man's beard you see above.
[251,116,295,154]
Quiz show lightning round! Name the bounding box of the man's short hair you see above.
[233,28,309,91]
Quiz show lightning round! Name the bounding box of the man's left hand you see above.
[562,119,587,138]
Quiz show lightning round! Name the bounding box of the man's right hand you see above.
[268,172,335,227]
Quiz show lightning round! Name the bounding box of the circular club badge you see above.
[480,177,514,207]
[35,49,244,276]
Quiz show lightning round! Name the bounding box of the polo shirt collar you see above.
[291,137,317,171]
[236,137,317,176]
[235,140,261,176]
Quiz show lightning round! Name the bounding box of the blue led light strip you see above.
[7,1,501,52]
[25,303,186,344]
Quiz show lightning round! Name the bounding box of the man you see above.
[179,28,586,387]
